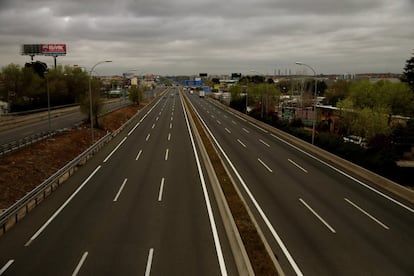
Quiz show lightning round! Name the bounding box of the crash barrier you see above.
[0,132,111,235]
[0,131,58,157]
[0,97,151,236]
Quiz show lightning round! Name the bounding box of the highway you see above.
[186,91,414,275]
[0,100,130,146]
[0,88,237,275]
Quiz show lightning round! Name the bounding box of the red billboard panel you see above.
[41,44,66,56]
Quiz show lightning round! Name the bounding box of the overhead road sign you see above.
[185,80,204,87]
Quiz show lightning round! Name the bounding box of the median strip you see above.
[183,94,280,275]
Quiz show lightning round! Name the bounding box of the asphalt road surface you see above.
[0,100,131,146]
[0,88,237,275]
[186,91,414,276]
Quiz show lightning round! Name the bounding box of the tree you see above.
[337,98,391,141]
[401,52,414,92]
[64,66,89,103]
[375,81,414,116]
[323,80,351,106]
[229,84,245,112]
[0,64,23,105]
[129,86,143,105]
[80,77,104,128]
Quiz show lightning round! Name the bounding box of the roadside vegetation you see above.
[228,54,414,186]
[0,63,116,128]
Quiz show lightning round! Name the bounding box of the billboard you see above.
[21,44,67,56]
[41,44,66,56]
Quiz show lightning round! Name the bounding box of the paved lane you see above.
[0,89,236,275]
[187,93,414,276]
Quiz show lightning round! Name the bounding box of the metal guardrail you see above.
[0,96,154,235]
[0,131,58,156]
[0,132,112,234]
[0,103,79,117]
[0,101,132,156]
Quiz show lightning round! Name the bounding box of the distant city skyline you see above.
[0,0,413,76]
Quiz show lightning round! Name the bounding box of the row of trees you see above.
[336,80,414,140]
[0,62,146,128]
[223,53,414,184]
[0,63,94,112]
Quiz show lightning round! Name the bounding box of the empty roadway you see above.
[0,89,237,275]
[187,91,414,276]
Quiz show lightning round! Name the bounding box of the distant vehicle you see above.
[107,90,122,98]
[199,91,205,98]
[190,90,194,94]
[343,135,367,148]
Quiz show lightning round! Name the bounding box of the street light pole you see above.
[88,60,112,143]
[245,89,248,114]
[295,62,317,145]
[45,72,51,132]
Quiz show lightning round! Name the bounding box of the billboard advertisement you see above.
[41,44,66,56]
[22,44,67,56]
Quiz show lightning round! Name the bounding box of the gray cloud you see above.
[0,0,413,75]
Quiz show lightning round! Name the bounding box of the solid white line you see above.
[299,198,336,233]
[242,128,250,133]
[72,252,88,276]
[270,133,414,214]
[158,178,165,202]
[145,248,154,276]
[165,149,169,161]
[259,139,270,147]
[258,158,273,173]
[25,166,101,246]
[113,178,128,202]
[128,97,163,136]
[103,136,128,163]
[128,122,140,136]
[136,149,143,160]
[190,105,302,276]
[181,98,228,275]
[225,128,231,134]
[145,133,151,141]
[0,260,14,275]
[152,123,155,129]
[249,122,268,133]
[288,159,308,173]
[168,133,171,141]
[237,139,246,148]
[345,198,390,230]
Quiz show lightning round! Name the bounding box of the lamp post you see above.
[45,71,51,132]
[245,88,248,114]
[295,62,317,145]
[88,60,112,143]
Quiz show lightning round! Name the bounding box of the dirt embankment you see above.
[0,105,141,210]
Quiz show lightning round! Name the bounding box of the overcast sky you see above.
[0,0,413,76]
